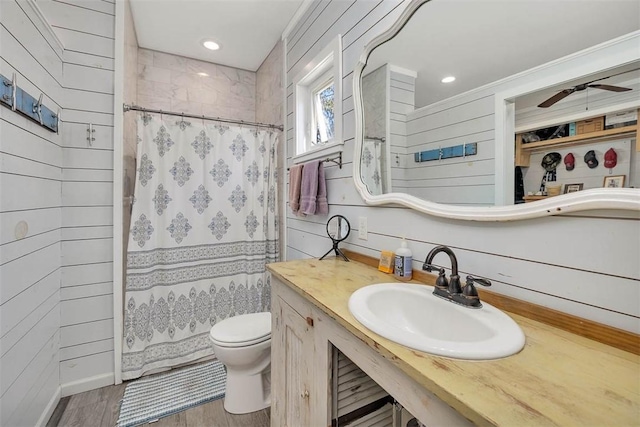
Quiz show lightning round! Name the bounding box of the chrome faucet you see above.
[422,245,491,308]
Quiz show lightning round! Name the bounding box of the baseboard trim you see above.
[61,373,115,398]
[35,386,61,427]
[342,249,640,355]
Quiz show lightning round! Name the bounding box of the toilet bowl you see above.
[209,312,271,414]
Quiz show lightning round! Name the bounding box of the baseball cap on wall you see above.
[584,150,598,169]
[541,152,562,172]
[564,153,575,171]
[604,148,617,168]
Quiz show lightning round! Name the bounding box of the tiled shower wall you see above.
[136,49,256,123]
[123,0,138,248]
[256,41,285,260]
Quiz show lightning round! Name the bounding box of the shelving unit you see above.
[515,109,639,167]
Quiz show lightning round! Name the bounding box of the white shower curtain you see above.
[122,113,278,380]
[361,139,384,195]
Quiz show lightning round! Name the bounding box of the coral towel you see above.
[300,160,320,215]
[289,164,303,214]
[316,162,328,215]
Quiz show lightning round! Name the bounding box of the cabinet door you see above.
[272,295,314,427]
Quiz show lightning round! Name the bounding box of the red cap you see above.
[564,153,575,171]
[604,148,617,168]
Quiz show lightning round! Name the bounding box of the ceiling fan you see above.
[537,69,637,108]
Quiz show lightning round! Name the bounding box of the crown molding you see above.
[282,0,314,41]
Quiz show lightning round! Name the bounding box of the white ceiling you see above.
[515,62,640,110]
[366,0,640,108]
[129,0,305,71]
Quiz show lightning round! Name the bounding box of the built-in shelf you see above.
[520,125,638,151]
[515,108,639,167]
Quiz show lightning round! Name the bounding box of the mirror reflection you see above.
[320,215,351,262]
[327,215,350,242]
[359,0,640,206]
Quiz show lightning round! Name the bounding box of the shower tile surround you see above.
[137,49,257,123]
[256,41,285,261]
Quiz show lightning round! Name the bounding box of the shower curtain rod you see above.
[122,104,284,131]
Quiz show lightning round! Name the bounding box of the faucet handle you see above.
[465,275,491,287]
[434,268,448,289]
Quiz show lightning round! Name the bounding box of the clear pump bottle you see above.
[394,238,412,281]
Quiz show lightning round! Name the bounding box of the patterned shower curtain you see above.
[361,139,384,195]
[122,113,278,380]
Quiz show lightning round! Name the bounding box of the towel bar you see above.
[287,152,342,171]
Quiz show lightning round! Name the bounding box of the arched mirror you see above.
[353,0,640,221]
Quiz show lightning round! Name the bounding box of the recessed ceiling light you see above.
[441,76,456,83]
[197,72,209,77]
[203,40,220,51]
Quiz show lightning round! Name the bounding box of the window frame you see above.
[292,35,343,163]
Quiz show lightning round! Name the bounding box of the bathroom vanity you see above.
[267,257,639,426]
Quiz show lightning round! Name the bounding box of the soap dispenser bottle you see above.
[394,238,412,281]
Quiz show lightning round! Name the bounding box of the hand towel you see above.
[300,160,320,215]
[316,162,328,215]
[289,164,303,214]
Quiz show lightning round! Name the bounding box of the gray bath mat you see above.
[117,360,226,427]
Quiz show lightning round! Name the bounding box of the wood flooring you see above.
[46,382,270,427]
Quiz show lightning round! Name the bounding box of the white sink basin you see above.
[348,283,525,360]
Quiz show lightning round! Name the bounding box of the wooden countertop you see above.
[267,258,640,426]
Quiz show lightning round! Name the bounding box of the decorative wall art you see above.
[603,175,625,188]
[564,183,584,193]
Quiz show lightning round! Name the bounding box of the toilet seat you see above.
[210,312,271,348]
[210,334,270,348]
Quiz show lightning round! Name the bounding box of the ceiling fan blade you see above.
[588,84,632,92]
[537,89,575,108]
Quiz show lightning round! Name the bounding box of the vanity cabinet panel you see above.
[272,294,314,427]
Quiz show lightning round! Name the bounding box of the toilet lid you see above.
[209,312,271,346]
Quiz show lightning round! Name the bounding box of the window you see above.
[312,78,335,145]
[293,35,342,162]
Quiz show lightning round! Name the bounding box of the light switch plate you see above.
[358,217,368,240]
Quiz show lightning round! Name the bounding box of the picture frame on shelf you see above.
[603,175,625,188]
[564,183,584,194]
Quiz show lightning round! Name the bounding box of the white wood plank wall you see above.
[388,69,412,196]
[0,0,64,425]
[404,94,495,206]
[284,0,640,334]
[1,0,115,423]
[35,0,116,394]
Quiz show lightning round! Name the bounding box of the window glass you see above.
[313,82,335,145]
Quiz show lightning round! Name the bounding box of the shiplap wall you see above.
[0,0,64,425]
[388,69,412,195]
[285,0,640,334]
[403,94,496,205]
[37,0,116,396]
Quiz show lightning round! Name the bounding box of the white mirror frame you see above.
[353,0,640,221]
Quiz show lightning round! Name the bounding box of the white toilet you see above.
[209,312,272,414]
